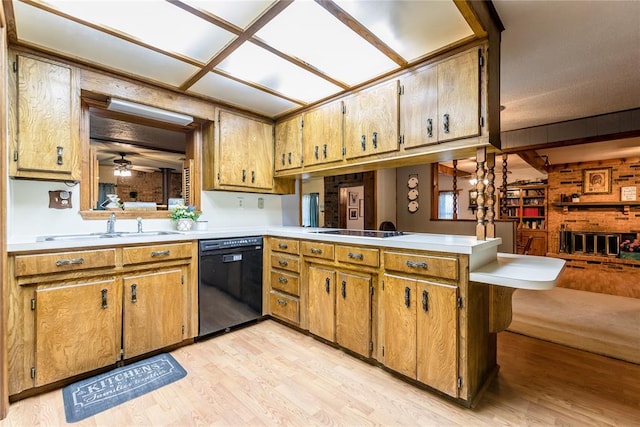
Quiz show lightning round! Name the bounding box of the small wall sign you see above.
[621,186,637,202]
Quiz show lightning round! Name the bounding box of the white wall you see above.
[7,178,286,243]
[376,168,397,228]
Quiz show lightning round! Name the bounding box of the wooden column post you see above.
[501,154,509,218]
[452,159,458,220]
[476,147,486,240]
[486,153,495,238]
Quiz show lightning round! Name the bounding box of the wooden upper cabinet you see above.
[400,47,481,148]
[344,80,399,160]
[10,54,80,180]
[400,65,438,149]
[275,115,302,171]
[217,110,274,190]
[437,48,481,142]
[302,100,344,166]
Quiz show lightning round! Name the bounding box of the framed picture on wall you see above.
[349,208,358,219]
[582,167,612,194]
[348,191,358,206]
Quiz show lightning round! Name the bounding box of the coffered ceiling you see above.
[7,0,477,118]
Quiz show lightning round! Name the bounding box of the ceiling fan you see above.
[113,153,132,176]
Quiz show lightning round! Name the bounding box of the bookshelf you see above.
[503,184,548,255]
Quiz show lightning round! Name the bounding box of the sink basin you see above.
[37,231,182,241]
[115,231,182,237]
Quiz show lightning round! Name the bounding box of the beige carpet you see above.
[508,287,640,365]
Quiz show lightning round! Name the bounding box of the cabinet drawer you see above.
[270,253,300,273]
[122,242,193,265]
[384,251,458,280]
[301,241,335,260]
[336,245,379,268]
[270,238,299,255]
[270,270,300,296]
[14,249,116,276]
[270,291,299,325]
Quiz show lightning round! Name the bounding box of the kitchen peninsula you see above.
[6,227,564,407]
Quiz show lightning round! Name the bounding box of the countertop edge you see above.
[470,253,566,290]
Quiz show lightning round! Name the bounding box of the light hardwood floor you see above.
[1,320,639,426]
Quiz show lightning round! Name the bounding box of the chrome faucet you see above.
[137,217,143,233]
[106,212,116,234]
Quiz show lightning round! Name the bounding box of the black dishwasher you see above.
[198,237,263,339]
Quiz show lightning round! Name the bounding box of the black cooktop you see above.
[317,229,406,238]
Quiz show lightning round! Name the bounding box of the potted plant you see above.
[169,204,200,231]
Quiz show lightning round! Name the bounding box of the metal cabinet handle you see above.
[288,152,292,165]
[372,132,378,149]
[278,276,288,284]
[422,290,429,312]
[251,170,255,183]
[348,252,364,260]
[443,113,450,134]
[360,135,366,151]
[314,145,319,160]
[131,284,137,303]
[151,250,170,257]
[56,257,84,266]
[310,247,322,254]
[242,169,246,182]
[101,288,108,309]
[278,243,288,249]
[278,260,288,267]
[341,280,346,299]
[56,146,64,165]
[325,277,330,294]
[404,286,411,308]
[322,144,327,158]
[281,153,285,166]
[277,299,287,306]
[406,260,428,269]
[426,118,433,138]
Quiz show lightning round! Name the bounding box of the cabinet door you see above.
[13,55,79,179]
[35,279,120,386]
[416,280,458,397]
[344,80,399,159]
[400,65,438,149]
[336,271,371,357]
[382,274,416,378]
[437,49,480,142]
[307,265,336,342]
[275,115,302,171]
[218,111,274,189]
[123,269,184,359]
[302,100,343,166]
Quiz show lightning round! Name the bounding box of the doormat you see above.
[62,353,187,423]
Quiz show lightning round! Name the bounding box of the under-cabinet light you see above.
[106,98,193,126]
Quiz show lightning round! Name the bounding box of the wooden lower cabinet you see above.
[382,274,459,397]
[8,241,196,396]
[307,265,336,341]
[123,269,184,359]
[34,278,120,386]
[336,271,372,358]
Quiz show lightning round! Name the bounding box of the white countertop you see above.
[7,226,502,256]
[470,253,566,290]
[8,226,567,291]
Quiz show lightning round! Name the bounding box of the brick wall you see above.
[117,170,182,205]
[547,157,640,253]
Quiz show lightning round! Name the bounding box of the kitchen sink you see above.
[37,231,182,241]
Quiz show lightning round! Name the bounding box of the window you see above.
[438,191,454,219]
